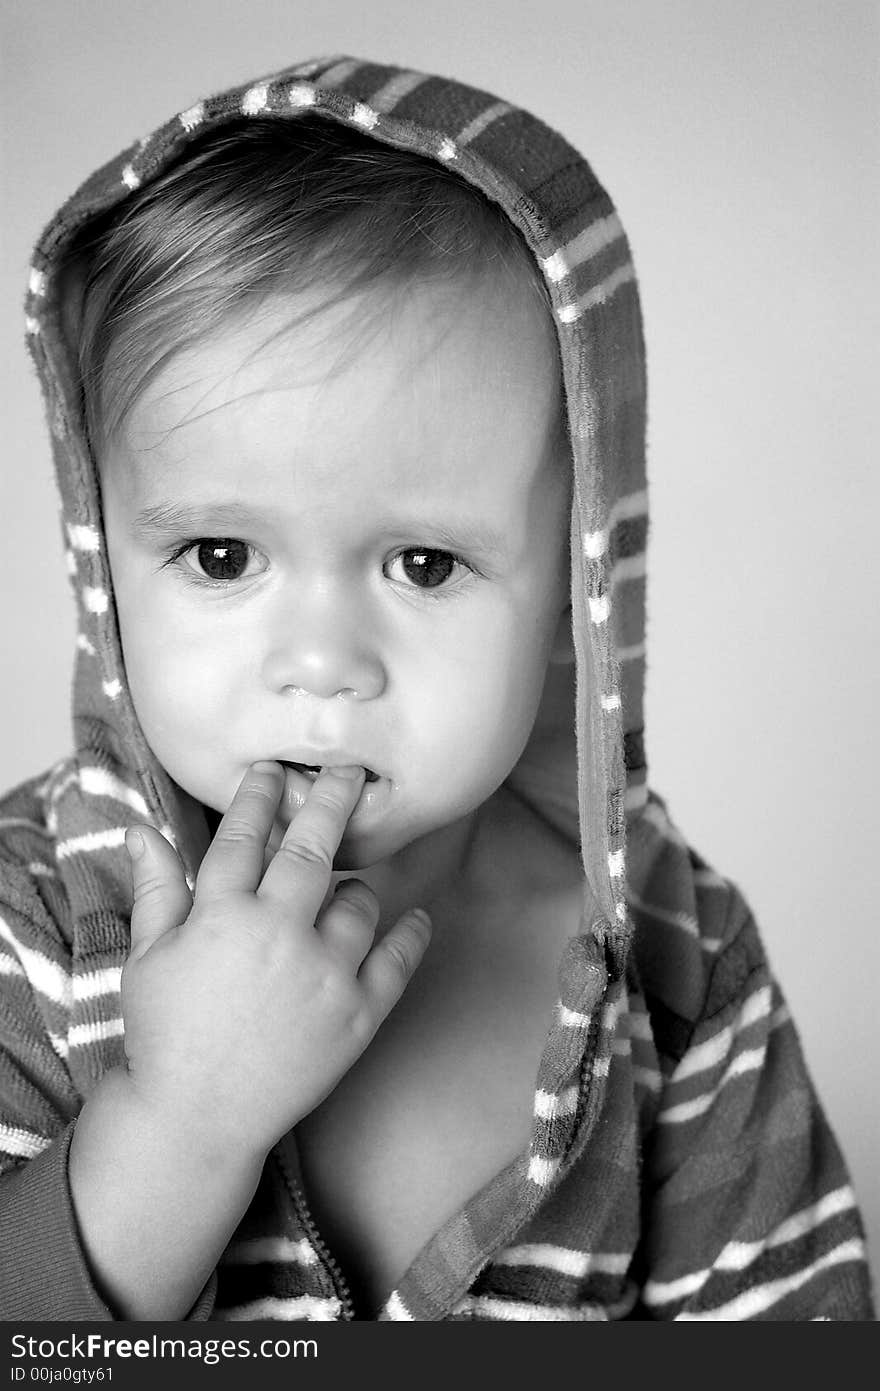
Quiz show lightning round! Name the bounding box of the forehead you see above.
[108,273,566,523]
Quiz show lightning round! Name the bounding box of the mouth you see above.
[280,760,380,784]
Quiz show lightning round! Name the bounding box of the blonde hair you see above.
[70,115,553,456]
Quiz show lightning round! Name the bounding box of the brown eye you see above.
[192,539,252,582]
[391,549,459,590]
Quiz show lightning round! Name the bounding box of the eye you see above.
[385,548,468,591]
[174,538,266,584]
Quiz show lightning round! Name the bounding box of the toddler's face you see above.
[101,273,572,869]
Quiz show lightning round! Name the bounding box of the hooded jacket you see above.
[0,55,874,1321]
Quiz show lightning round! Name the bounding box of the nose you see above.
[261,583,387,701]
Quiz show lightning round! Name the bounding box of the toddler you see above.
[0,56,873,1321]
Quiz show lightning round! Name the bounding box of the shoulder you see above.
[0,761,75,947]
[626,790,771,1065]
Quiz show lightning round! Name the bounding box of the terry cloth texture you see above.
[2,55,875,1321]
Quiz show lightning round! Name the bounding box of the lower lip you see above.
[279,764,390,822]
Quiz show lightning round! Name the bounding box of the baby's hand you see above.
[120,763,431,1161]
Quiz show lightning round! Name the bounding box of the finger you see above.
[126,824,194,960]
[358,909,432,1018]
[258,765,366,915]
[196,762,284,901]
[316,878,379,968]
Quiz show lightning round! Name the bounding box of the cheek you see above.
[411,612,548,761]
[118,598,231,741]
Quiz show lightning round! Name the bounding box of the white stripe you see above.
[457,101,512,147]
[102,679,122,700]
[528,1155,560,1186]
[437,137,458,162]
[610,489,649,527]
[601,692,621,712]
[66,523,100,552]
[369,70,427,113]
[625,1009,653,1041]
[383,1290,414,1320]
[76,633,97,655]
[608,849,625,879]
[241,83,269,115]
[178,101,205,131]
[583,528,608,560]
[79,767,150,817]
[0,1124,51,1160]
[646,1192,858,1305]
[0,818,54,837]
[24,313,40,335]
[27,862,56,878]
[557,1003,591,1028]
[632,1064,662,1093]
[675,1239,866,1321]
[49,1031,69,1060]
[557,263,637,324]
[65,549,78,577]
[542,213,625,283]
[0,913,72,1008]
[618,640,646,663]
[288,82,316,107]
[692,866,728,890]
[534,1085,579,1120]
[317,58,362,88]
[495,1244,630,1278]
[658,1045,767,1125]
[224,1236,317,1266]
[626,891,699,944]
[74,967,122,1002]
[672,985,772,1083]
[453,1294,606,1321]
[290,55,340,78]
[121,164,140,190]
[68,1017,125,1049]
[588,594,610,624]
[218,1295,341,1321]
[351,102,378,130]
[29,267,47,297]
[611,551,647,586]
[82,586,108,614]
[57,828,127,859]
[0,953,26,979]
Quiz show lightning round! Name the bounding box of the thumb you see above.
[125,824,193,960]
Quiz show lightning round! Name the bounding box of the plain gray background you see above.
[2,0,878,1285]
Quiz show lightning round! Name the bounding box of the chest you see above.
[291,883,583,1318]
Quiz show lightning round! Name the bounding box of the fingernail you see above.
[332,765,365,780]
[252,760,281,775]
[410,909,432,931]
[125,829,145,860]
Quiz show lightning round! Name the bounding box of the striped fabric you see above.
[2,55,873,1320]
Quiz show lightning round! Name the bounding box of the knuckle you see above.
[278,836,333,871]
[216,818,258,846]
[344,999,374,1048]
[310,788,348,818]
[383,937,414,979]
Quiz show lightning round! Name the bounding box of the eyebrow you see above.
[132,501,510,562]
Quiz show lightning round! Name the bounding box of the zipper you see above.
[274,1138,358,1321]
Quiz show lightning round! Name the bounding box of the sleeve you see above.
[631,894,875,1320]
[0,870,217,1320]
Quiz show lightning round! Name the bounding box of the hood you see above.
[24,54,647,1173]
